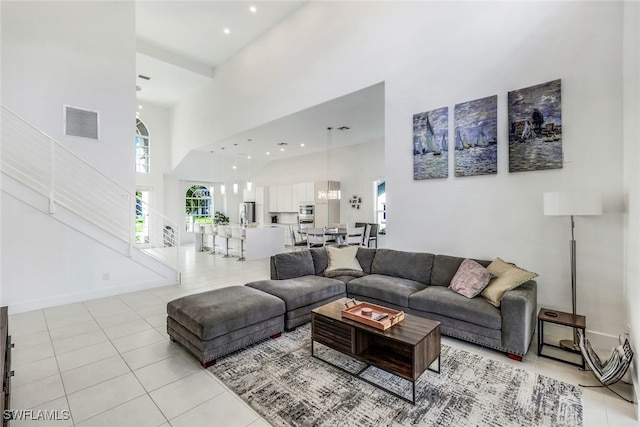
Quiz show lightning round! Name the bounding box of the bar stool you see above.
[232,226,246,261]
[208,224,218,255]
[219,226,233,258]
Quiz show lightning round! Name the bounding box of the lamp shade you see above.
[543,192,602,216]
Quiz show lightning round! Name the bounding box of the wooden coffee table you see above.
[311,298,441,404]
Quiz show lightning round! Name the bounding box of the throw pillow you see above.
[481,257,538,307]
[448,258,494,298]
[325,246,363,273]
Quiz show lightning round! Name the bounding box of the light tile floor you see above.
[8,247,639,426]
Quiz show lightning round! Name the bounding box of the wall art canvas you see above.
[454,95,498,177]
[508,79,562,172]
[413,106,448,180]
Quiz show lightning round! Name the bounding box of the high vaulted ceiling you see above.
[134,1,385,180]
[135,1,306,107]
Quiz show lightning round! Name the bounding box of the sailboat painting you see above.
[413,106,448,180]
[454,95,498,177]
[508,79,562,172]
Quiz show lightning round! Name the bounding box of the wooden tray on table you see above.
[341,299,404,330]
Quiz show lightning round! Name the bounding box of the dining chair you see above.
[306,228,326,248]
[289,225,308,250]
[356,222,379,248]
[346,226,365,246]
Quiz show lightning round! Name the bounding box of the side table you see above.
[537,308,585,369]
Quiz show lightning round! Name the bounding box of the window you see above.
[185,185,212,232]
[375,180,386,233]
[135,190,150,244]
[136,118,150,173]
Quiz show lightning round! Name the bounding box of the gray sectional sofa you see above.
[247,247,537,359]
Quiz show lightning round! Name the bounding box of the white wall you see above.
[0,2,174,311]
[169,2,627,343]
[623,0,640,411]
[1,1,136,189]
[1,195,168,313]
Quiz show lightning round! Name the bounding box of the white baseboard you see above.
[7,278,177,315]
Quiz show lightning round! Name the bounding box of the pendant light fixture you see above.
[246,155,252,192]
[220,156,226,195]
[232,165,238,195]
[209,151,216,196]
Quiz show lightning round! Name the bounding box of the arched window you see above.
[185,185,212,231]
[136,118,150,173]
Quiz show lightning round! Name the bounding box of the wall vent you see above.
[64,106,99,140]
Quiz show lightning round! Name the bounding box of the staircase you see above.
[1,106,181,306]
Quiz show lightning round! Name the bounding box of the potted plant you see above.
[214,211,230,225]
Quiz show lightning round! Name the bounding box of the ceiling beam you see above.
[136,38,215,79]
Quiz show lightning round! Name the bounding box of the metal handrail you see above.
[1,105,180,273]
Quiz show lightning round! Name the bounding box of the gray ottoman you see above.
[167,286,285,368]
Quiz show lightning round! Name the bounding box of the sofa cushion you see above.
[371,249,435,285]
[324,269,365,278]
[166,286,285,340]
[431,255,492,287]
[481,258,538,307]
[309,248,328,275]
[449,258,494,298]
[347,274,428,307]
[273,251,315,279]
[356,247,377,274]
[326,246,363,272]
[246,276,345,311]
[409,286,501,330]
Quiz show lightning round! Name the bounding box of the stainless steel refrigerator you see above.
[240,202,255,226]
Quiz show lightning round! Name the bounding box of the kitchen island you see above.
[244,226,285,261]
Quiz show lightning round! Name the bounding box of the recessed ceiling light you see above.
[266,151,270,155]
[300,143,305,147]
[223,28,231,35]
[138,105,142,110]
[232,165,237,170]
[280,148,285,152]
[249,5,257,13]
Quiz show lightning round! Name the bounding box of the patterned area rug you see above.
[209,324,583,426]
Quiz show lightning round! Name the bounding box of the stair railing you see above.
[1,105,180,273]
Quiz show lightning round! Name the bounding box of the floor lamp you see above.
[543,192,602,352]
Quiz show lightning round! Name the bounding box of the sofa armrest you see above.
[270,256,278,279]
[500,280,537,356]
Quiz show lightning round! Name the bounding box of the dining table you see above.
[300,227,348,245]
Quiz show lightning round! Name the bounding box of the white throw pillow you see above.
[326,246,363,272]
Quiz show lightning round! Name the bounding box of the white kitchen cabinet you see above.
[305,182,315,203]
[292,182,312,208]
[277,184,293,212]
[243,187,255,202]
[268,186,278,212]
[255,186,264,205]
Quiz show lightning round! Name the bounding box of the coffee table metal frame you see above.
[311,299,441,404]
